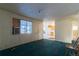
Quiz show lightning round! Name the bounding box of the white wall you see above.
[43,17,73,43]
[0,9,43,50]
[55,19,73,43]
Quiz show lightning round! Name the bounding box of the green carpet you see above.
[0,39,74,56]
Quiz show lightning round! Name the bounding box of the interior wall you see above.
[55,19,73,43]
[0,9,43,50]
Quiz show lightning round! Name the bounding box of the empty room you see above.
[0,3,79,56]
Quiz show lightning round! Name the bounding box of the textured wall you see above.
[0,9,43,50]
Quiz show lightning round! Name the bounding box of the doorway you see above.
[43,20,55,40]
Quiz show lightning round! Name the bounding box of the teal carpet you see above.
[0,39,74,56]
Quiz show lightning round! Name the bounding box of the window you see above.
[12,18,32,35]
[20,20,32,34]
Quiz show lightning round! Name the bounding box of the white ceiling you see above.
[0,3,79,19]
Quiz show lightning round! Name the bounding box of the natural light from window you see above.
[20,20,32,34]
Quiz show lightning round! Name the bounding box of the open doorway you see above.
[43,19,55,40]
[72,25,79,40]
